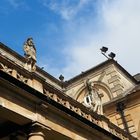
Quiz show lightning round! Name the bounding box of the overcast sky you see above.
[0,0,140,80]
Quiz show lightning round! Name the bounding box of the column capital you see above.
[28,122,51,139]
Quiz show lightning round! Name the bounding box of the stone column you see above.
[28,123,45,140]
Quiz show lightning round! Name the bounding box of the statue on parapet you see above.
[23,37,36,71]
[84,79,103,115]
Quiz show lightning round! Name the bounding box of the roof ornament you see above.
[59,74,64,82]
[59,74,65,89]
[83,79,103,115]
[23,37,36,71]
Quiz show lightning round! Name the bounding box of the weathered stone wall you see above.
[66,64,134,103]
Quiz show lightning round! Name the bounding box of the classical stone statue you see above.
[92,89,103,115]
[23,38,36,71]
[84,80,103,115]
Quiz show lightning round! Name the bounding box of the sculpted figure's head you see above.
[27,37,33,46]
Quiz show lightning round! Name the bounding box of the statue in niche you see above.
[84,79,103,115]
[23,37,36,71]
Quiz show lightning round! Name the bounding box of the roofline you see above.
[104,83,140,110]
[65,59,137,86]
[36,66,62,86]
[114,61,137,84]
[0,42,137,87]
[0,42,25,61]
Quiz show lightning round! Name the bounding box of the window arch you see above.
[75,81,112,105]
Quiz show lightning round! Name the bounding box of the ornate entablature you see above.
[42,87,134,140]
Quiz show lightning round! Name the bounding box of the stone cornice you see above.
[104,84,140,109]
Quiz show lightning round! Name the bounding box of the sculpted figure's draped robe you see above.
[24,38,36,61]
[84,80,103,115]
[23,38,36,71]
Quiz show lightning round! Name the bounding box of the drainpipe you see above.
[116,102,130,134]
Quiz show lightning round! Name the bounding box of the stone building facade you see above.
[0,41,139,140]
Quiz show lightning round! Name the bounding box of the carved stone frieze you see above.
[0,62,12,74]
[17,73,28,84]
[43,89,100,125]
[0,62,30,85]
[43,89,131,140]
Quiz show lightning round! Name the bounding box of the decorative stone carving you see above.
[0,62,30,85]
[0,62,12,74]
[23,38,36,71]
[84,79,103,115]
[43,89,100,126]
[43,88,130,139]
[17,73,28,84]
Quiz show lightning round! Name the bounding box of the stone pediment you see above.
[65,59,137,105]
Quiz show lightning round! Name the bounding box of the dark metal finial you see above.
[59,74,64,82]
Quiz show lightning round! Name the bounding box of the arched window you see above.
[84,94,93,107]
[76,81,112,105]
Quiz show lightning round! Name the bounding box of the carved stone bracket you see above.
[0,62,12,74]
